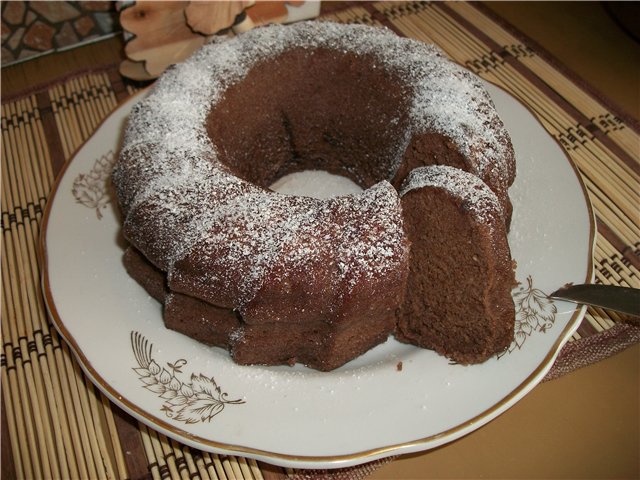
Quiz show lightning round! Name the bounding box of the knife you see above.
[549,284,640,317]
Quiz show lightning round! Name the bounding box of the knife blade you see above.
[549,284,640,317]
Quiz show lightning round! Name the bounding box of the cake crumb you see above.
[396,361,403,371]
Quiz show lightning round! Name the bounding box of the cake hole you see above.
[269,170,363,199]
[206,47,409,190]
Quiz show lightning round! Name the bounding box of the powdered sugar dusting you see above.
[165,180,407,309]
[400,165,504,223]
[117,22,512,205]
[113,21,511,310]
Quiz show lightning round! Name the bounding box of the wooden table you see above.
[2,2,638,479]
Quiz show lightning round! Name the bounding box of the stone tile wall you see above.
[2,1,121,65]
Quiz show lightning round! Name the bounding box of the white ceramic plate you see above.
[41,82,594,469]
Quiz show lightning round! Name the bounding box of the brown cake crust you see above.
[113,22,516,370]
[122,246,167,303]
[165,293,241,349]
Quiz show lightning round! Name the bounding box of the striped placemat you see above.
[2,2,638,479]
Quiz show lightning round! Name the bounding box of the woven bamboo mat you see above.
[2,2,639,479]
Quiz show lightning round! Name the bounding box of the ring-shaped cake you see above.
[114,22,516,371]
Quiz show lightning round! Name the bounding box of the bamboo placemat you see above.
[2,2,639,479]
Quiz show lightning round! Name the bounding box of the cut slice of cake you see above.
[396,166,515,364]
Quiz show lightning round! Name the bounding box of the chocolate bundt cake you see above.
[113,21,516,370]
[396,166,516,364]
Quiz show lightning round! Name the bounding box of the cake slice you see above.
[396,166,515,363]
